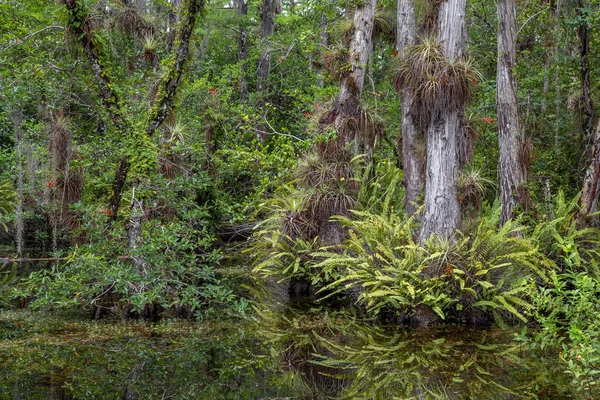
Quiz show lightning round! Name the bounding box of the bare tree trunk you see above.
[13,110,24,257]
[257,0,276,93]
[577,0,594,150]
[238,0,249,100]
[419,0,466,242]
[397,0,423,218]
[579,0,599,217]
[541,0,564,113]
[256,0,277,142]
[497,0,529,225]
[330,0,376,144]
[316,11,329,88]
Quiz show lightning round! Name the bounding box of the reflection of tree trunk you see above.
[419,0,466,243]
[238,0,248,100]
[397,0,423,218]
[497,0,529,225]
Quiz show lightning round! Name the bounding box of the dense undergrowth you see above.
[249,161,600,388]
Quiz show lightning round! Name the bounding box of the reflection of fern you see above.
[0,263,18,308]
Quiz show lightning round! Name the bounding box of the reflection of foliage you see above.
[314,324,574,399]
[0,310,288,399]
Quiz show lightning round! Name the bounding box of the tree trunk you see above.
[419,0,466,243]
[256,0,277,142]
[238,0,248,100]
[13,109,24,257]
[257,0,276,93]
[578,0,599,217]
[577,0,594,151]
[397,0,423,218]
[330,0,376,144]
[497,0,529,225]
[316,11,329,88]
[580,119,600,216]
[313,0,376,246]
[167,0,183,52]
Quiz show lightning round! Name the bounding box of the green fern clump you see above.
[316,204,553,325]
[530,191,600,275]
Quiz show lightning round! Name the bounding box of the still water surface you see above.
[0,300,588,399]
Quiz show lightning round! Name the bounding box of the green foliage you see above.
[531,270,600,393]
[0,181,14,232]
[15,173,244,318]
[316,204,552,325]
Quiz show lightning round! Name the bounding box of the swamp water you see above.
[0,300,591,399]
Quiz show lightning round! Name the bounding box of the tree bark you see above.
[13,109,24,257]
[64,0,204,222]
[580,119,600,216]
[419,0,466,243]
[167,0,183,52]
[497,0,529,225]
[316,11,329,88]
[257,0,276,94]
[578,0,599,217]
[330,0,376,144]
[397,0,423,218]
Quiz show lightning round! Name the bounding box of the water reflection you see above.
[0,301,592,399]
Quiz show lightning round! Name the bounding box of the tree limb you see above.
[146,0,205,136]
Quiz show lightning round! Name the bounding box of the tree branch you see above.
[146,0,205,136]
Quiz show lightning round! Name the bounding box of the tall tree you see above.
[313,0,377,245]
[497,0,529,225]
[419,0,467,242]
[578,0,598,217]
[62,0,205,222]
[396,0,422,218]
[326,0,376,145]
[238,0,249,100]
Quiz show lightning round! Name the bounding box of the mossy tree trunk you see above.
[497,0,529,225]
[397,0,423,218]
[419,0,466,242]
[63,0,204,223]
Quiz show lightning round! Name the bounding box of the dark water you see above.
[0,301,590,399]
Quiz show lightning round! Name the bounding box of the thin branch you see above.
[146,0,206,136]
[0,25,65,54]
[517,6,550,37]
